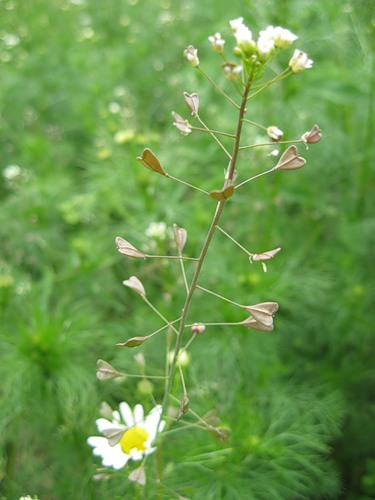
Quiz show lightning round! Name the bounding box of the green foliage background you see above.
[0,0,374,498]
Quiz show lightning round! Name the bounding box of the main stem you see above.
[161,77,253,416]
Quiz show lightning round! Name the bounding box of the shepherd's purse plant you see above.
[87,16,321,493]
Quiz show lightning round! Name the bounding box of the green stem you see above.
[196,115,232,159]
[161,75,253,417]
[198,67,240,109]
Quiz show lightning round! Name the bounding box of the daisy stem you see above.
[161,74,253,420]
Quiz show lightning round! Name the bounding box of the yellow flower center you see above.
[120,426,149,454]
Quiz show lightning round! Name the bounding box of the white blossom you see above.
[289,49,313,73]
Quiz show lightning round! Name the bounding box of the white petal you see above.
[87,436,107,449]
[133,404,144,425]
[96,418,115,433]
[144,406,162,441]
[119,402,134,427]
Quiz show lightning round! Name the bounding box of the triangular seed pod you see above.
[243,302,279,327]
[183,92,199,116]
[177,392,190,421]
[122,276,146,297]
[274,145,306,171]
[128,465,146,486]
[115,236,146,258]
[96,359,123,381]
[136,148,167,176]
[209,184,235,202]
[172,112,192,135]
[173,223,188,253]
[102,426,127,447]
[252,247,281,262]
[241,316,274,331]
[301,124,322,144]
[116,336,151,348]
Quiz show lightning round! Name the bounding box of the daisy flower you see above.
[87,402,165,470]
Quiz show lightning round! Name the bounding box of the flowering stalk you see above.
[161,75,253,416]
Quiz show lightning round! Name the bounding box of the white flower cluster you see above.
[205,18,313,75]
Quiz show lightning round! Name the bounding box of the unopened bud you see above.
[191,322,205,334]
[183,45,199,67]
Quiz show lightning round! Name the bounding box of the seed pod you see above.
[274,145,306,171]
[136,148,167,176]
[183,92,199,116]
[173,223,188,253]
[115,237,146,259]
[122,276,146,298]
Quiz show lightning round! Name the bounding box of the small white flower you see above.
[87,403,165,470]
[222,63,243,81]
[145,221,167,240]
[257,34,275,58]
[234,23,253,46]
[289,49,313,73]
[229,17,245,33]
[208,32,225,53]
[259,26,298,49]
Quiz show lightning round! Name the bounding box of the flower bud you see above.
[191,322,205,334]
[184,45,199,67]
